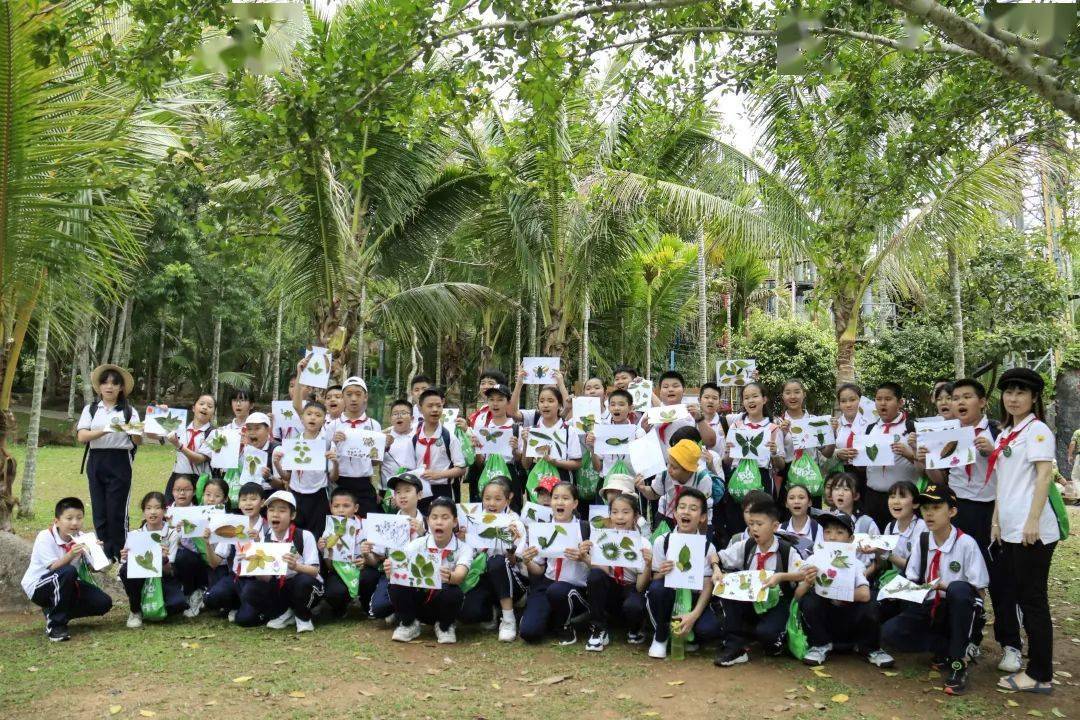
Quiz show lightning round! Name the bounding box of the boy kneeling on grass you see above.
[22,497,113,641]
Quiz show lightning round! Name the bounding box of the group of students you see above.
[21,359,1063,697]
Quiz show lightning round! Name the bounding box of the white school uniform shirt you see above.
[288,430,332,494]
[834,414,867,456]
[863,414,919,492]
[381,428,419,488]
[76,401,140,450]
[882,516,927,562]
[726,415,777,468]
[652,532,719,585]
[992,414,1060,545]
[413,424,467,486]
[531,520,588,586]
[329,415,383,478]
[520,411,582,461]
[264,524,321,580]
[596,418,639,476]
[904,526,989,592]
[780,515,824,546]
[214,516,267,574]
[718,535,797,575]
[405,534,474,573]
[704,413,726,457]
[22,525,87,598]
[170,421,213,475]
[947,416,996,503]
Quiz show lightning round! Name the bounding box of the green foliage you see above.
[732,312,836,413]
[856,322,954,414]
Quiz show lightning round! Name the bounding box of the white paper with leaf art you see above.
[340,429,386,463]
[362,513,412,551]
[877,573,935,603]
[915,417,960,434]
[587,504,609,530]
[919,426,976,471]
[239,542,291,577]
[645,404,690,425]
[387,548,442,589]
[797,541,859,602]
[853,532,899,552]
[627,432,666,477]
[571,396,601,434]
[440,408,459,432]
[852,431,898,467]
[238,446,267,484]
[628,378,653,412]
[525,425,568,460]
[71,531,112,571]
[125,530,163,579]
[520,501,553,526]
[209,513,257,545]
[271,400,303,435]
[590,529,645,571]
[143,405,188,437]
[530,521,581,559]
[208,427,242,470]
[663,532,707,590]
[713,569,773,602]
[593,423,637,456]
[324,515,362,562]
[166,506,216,539]
[522,356,560,385]
[715,358,756,387]
[475,425,512,458]
[727,427,771,464]
[461,510,515,551]
[789,415,836,450]
[298,346,332,389]
[858,396,879,422]
[280,437,323,472]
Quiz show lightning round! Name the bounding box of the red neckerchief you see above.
[785,413,805,460]
[185,427,200,450]
[755,550,774,570]
[415,429,438,466]
[345,415,368,428]
[554,557,563,581]
[927,528,964,617]
[658,422,672,444]
[844,418,857,449]
[878,412,907,435]
[672,482,686,509]
[468,405,492,428]
[985,415,1037,484]
[267,523,296,589]
[964,422,986,480]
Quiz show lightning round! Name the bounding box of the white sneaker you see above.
[126,612,143,629]
[585,627,610,652]
[435,624,457,644]
[867,649,895,668]
[392,621,421,642]
[183,589,205,618]
[804,645,830,666]
[498,616,517,642]
[998,646,1022,673]
[648,638,668,659]
[266,609,295,629]
[228,610,237,623]
[295,617,315,633]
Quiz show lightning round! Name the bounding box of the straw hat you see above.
[90,363,134,395]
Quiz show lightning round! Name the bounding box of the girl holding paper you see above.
[515,382,582,484]
[163,394,215,504]
[119,492,186,628]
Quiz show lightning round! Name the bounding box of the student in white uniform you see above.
[76,363,142,561]
[583,389,638,477]
[467,383,524,504]
[638,370,717,463]
[831,382,868,474]
[515,383,582,485]
[328,376,382,516]
[242,413,280,496]
[882,483,988,696]
[408,374,433,427]
[989,368,1060,695]
[413,387,467,506]
[160,394,215,504]
[381,399,420,493]
[859,382,918,529]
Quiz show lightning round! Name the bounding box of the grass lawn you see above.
[2,443,1078,719]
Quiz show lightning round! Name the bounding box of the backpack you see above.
[915,529,965,585]
[741,536,796,596]
[262,524,306,556]
[80,400,137,474]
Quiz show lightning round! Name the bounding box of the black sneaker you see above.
[557,625,577,646]
[944,659,968,696]
[585,625,609,652]
[714,646,749,667]
[46,625,70,642]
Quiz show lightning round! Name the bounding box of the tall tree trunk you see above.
[580,291,590,385]
[19,300,50,517]
[833,292,859,384]
[67,356,78,421]
[645,295,653,382]
[111,297,132,365]
[272,298,283,400]
[78,327,94,406]
[101,304,118,365]
[118,297,134,367]
[153,312,166,400]
[354,287,366,380]
[722,291,732,358]
[394,349,401,398]
[514,302,523,370]
[697,229,707,385]
[947,244,966,378]
[211,317,222,405]
[435,336,442,386]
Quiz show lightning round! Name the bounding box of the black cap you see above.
[918,482,957,508]
[484,384,512,399]
[998,367,1045,395]
[388,473,423,492]
[811,508,855,534]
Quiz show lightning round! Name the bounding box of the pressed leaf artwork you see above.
[208,433,229,453]
[664,533,706,590]
[606,437,629,446]
[676,543,693,573]
[388,549,442,589]
[135,550,156,572]
[155,415,183,434]
[538,524,567,549]
[589,530,643,570]
[865,444,879,461]
[306,360,324,375]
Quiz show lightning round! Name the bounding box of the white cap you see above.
[246,412,271,426]
[342,376,367,392]
[262,490,296,509]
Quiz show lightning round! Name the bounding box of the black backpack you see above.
[412,425,453,466]
[741,536,795,596]
[80,400,137,474]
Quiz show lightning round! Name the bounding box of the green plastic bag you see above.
[223,468,243,506]
[878,567,899,589]
[1049,481,1071,541]
[477,452,512,496]
[786,599,808,660]
[670,587,694,659]
[456,427,477,467]
[650,520,673,543]
[576,448,602,503]
[754,585,781,614]
[75,560,99,589]
[194,473,210,504]
[460,552,489,594]
[787,453,824,496]
[333,560,361,599]
[608,458,633,479]
[526,458,561,502]
[728,458,764,501]
[140,577,167,621]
